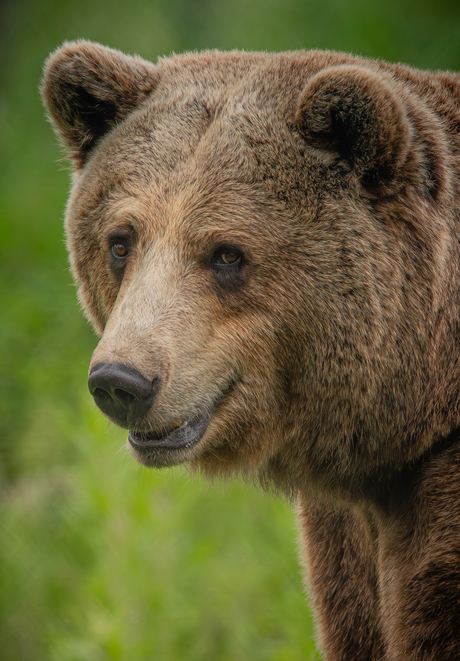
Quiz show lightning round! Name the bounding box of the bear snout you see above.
[88,362,158,428]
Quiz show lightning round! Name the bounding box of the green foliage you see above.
[0,399,317,660]
[1,0,460,658]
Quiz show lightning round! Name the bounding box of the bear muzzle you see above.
[88,361,215,464]
[88,362,158,428]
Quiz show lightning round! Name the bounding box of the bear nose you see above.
[88,363,157,428]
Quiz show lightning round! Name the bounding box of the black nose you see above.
[88,363,157,428]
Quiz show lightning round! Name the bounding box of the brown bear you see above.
[42,41,460,660]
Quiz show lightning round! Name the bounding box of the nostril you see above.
[93,387,112,402]
[112,388,137,409]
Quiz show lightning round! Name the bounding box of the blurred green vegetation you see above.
[1,0,460,659]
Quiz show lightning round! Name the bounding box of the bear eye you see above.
[107,231,133,281]
[213,247,243,267]
[210,245,245,293]
[111,243,128,259]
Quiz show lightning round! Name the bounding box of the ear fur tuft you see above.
[296,65,411,194]
[41,40,159,166]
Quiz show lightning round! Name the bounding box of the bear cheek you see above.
[75,258,120,334]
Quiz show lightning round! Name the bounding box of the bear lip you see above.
[128,411,212,452]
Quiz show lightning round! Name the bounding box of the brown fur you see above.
[42,41,460,659]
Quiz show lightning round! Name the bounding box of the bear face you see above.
[42,42,460,498]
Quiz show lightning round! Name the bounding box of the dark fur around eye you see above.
[107,232,132,278]
[210,246,245,292]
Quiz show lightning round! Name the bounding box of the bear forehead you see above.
[68,62,329,227]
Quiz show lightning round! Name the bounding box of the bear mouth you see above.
[128,411,211,454]
[127,377,239,467]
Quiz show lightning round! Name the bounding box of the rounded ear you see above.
[41,40,159,167]
[295,65,411,194]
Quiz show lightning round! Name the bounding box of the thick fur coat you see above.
[42,41,460,660]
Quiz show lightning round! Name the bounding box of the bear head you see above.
[42,41,460,497]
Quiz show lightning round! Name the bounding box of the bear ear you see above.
[295,65,411,194]
[41,40,159,167]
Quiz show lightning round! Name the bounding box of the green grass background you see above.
[1,1,460,659]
